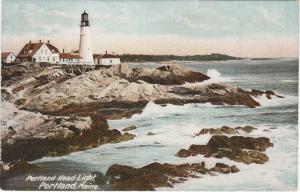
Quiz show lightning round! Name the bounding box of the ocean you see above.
[4,59,298,190]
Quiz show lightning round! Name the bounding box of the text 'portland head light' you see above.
[79,10,94,65]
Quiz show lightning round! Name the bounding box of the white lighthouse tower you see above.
[79,10,94,64]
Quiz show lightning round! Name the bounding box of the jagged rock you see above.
[219,126,239,134]
[211,163,240,174]
[250,89,265,97]
[0,160,38,180]
[146,132,155,136]
[128,64,210,85]
[1,102,135,162]
[211,163,230,174]
[122,125,137,132]
[1,64,44,87]
[207,135,273,152]
[1,89,13,101]
[249,89,284,99]
[100,161,235,190]
[176,135,273,164]
[235,126,257,133]
[176,149,192,157]
[230,165,240,173]
[263,129,271,132]
[197,125,257,136]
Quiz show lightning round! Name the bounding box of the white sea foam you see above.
[254,93,297,108]
[205,68,234,84]
[207,68,221,78]
[281,79,298,83]
[158,124,297,191]
[129,102,195,120]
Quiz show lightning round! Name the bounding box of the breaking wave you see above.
[207,69,221,78]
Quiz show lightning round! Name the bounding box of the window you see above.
[41,49,43,54]
[110,59,112,63]
[53,57,55,61]
[39,57,41,61]
[47,57,49,61]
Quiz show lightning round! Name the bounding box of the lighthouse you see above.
[79,10,94,64]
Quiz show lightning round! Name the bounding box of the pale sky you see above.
[1,0,299,58]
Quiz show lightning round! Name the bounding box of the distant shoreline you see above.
[118,53,298,64]
[119,53,241,63]
[123,57,297,65]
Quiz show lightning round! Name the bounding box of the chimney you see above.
[29,40,31,44]
[39,40,41,43]
[63,49,65,53]
[105,51,107,55]
[47,40,50,43]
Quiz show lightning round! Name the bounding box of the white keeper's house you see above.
[1,52,16,63]
[17,40,60,63]
[93,51,121,65]
[59,50,81,64]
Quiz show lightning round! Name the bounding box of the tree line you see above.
[118,53,241,62]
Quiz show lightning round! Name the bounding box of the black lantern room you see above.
[80,10,90,27]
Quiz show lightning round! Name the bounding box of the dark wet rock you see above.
[146,132,155,136]
[1,115,135,163]
[211,163,240,174]
[197,128,223,135]
[101,161,235,190]
[230,165,240,173]
[176,149,192,157]
[219,126,239,134]
[250,89,265,97]
[45,100,148,120]
[15,98,27,106]
[249,89,283,99]
[176,135,273,164]
[263,129,271,132]
[235,125,257,133]
[1,65,27,84]
[7,160,37,177]
[211,163,231,174]
[128,64,210,85]
[265,90,275,95]
[92,171,109,185]
[1,64,45,87]
[122,125,137,132]
[207,135,273,152]
[1,89,13,101]
[0,160,38,180]
[197,125,257,136]
[153,91,261,108]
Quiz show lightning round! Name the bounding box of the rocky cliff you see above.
[2,64,281,118]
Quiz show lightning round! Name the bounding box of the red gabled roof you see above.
[46,43,59,54]
[17,42,59,58]
[1,52,14,59]
[59,53,81,59]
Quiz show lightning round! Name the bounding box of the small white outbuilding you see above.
[1,52,16,63]
[94,52,121,65]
